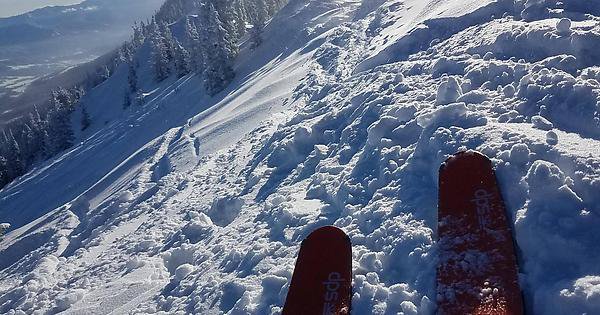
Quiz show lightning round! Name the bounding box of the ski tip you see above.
[439,150,491,172]
[306,226,350,243]
[284,225,352,315]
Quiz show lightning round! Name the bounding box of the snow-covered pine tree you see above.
[252,0,269,27]
[174,39,192,77]
[0,155,8,188]
[118,42,134,63]
[2,129,24,180]
[160,21,177,58]
[249,23,263,49]
[81,105,91,130]
[135,91,145,107]
[210,0,242,45]
[123,89,132,109]
[248,0,268,50]
[137,0,289,92]
[151,38,171,82]
[150,21,173,82]
[99,65,111,82]
[267,0,288,15]
[184,16,204,72]
[44,88,76,156]
[199,2,236,95]
[132,22,146,48]
[19,123,37,166]
[156,0,203,24]
[27,106,48,161]
[128,62,138,93]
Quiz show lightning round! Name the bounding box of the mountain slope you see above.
[1,0,600,314]
[0,0,165,124]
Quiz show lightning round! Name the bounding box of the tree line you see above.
[0,0,287,190]
[0,87,84,187]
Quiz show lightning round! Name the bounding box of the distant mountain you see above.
[0,0,84,18]
[0,0,165,124]
[0,23,56,46]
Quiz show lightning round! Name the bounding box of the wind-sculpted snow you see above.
[1,0,600,314]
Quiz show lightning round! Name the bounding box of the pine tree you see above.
[199,3,236,95]
[123,90,132,109]
[20,123,37,165]
[150,21,172,82]
[0,155,8,188]
[0,222,9,240]
[132,22,146,47]
[45,89,75,155]
[2,129,24,180]
[213,0,240,57]
[27,106,47,160]
[128,62,138,92]
[184,16,204,72]
[174,39,191,77]
[118,43,133,63]
[152,38,170,82]
[135,91,145,107]
[81,105,91,130]
[160,22,177,57]
[210,0,242,44]
[253,0,269,27]
[249,22,264,49]
[99,65,111,82]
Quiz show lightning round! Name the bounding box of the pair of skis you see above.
[282,151,524,314]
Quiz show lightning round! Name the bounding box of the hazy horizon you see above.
[0,0,83,18]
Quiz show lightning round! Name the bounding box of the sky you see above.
[0,0,83,18]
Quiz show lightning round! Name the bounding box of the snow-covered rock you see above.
[55,289,87,312]
[435,76,463,105]
[546,130,559,145]
[531,115,554,130]
[0,222,9,236]
[174,263,195,281]
[556,18,572,36]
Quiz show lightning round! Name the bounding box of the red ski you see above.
[283,226,352,315]
[437,151,523,315]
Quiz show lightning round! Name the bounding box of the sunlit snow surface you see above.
[1,0,600,314]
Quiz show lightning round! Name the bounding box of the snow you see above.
[435,76,463,105]
[1,0,600,314]
[556,18,572,35]
[174,263,195,281]
[55,288,87,312]
[0,223,9,233]
[546,130,559,145]
[531,115,554,130]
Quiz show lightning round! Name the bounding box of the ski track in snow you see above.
[1,0,600,314]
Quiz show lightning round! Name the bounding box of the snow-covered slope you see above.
[1,0,600,314]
